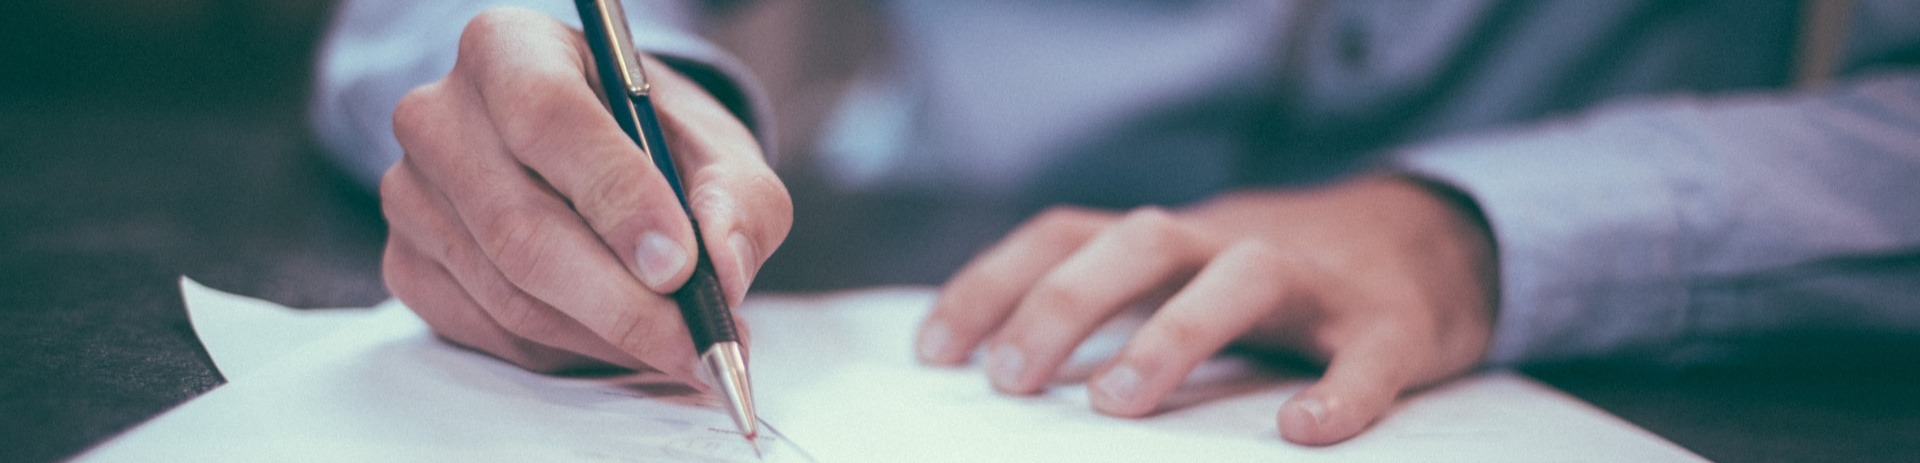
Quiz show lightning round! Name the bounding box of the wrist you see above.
[1392,174,1502,324]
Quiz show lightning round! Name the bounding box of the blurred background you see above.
[2,1,331,108]
[1,3,374,462]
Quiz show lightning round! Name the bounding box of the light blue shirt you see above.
[312,0,1920,367]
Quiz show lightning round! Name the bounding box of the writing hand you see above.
[381,8,791,380]
[917,176,1496,445]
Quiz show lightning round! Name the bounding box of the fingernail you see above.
[1095,364,1142,407]
[917,322,951,362]
[987,344,1026,390]
[635,231,687,289]
[727,232,757,298]
[1298,398,1328,426]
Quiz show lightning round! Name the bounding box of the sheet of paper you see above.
[746,289,1704,463]
[80,280,812,463]
[85,282,1702,462]
[179,277,399,379]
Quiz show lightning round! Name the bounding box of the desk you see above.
[2,10,1917,463]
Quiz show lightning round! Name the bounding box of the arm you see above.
[918,73,1920,446]
[1399,73,1920,366]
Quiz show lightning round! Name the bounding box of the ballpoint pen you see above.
[572,0,759,441]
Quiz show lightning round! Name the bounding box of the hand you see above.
[916,176,1497,445]
[381,8,791,380]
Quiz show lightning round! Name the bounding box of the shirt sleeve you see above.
[1396,73,1920,367]
[308,0,771,188]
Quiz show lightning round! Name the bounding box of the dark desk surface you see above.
[4,5,1919,463]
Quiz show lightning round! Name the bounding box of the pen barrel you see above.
[675,249,739,351]
[575,0,741,357]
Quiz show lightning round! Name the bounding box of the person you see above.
[311,0,1920,446]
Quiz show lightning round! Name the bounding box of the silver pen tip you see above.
[701,342,758,440]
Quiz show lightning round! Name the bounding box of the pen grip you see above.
[675,244,738,351]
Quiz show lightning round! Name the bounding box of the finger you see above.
[383,162,648,371]
[652,60,792,307]
[1276,331,1414,446]
[1086,241,1299,416]
[395,59,698,381]
[456,9,700,294]
[919,207,1113,365]
[986,208,1210,394]
[384,238,601,373]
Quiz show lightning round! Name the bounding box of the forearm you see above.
[1398,73,1920,366]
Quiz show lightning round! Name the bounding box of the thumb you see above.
[1276,336,1412,446]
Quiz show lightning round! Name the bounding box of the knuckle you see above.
[431,233,465,266]
[958,269,1023,301]
[377,165,406,201]
[1123,205,1174,224]
[459,8,530,57]
[377,166,412,218]
[380,244,422,300]
[687,168,793,243]
[688,183,737,225]
[577,165,652,223]
[1012,206,1105,250]
[744,172,794,238]
[1145,317,1215,353]
[497,78,585,157]
[1030,206,1098,231]
[1115,207,1185,254]
[1216,240,1296,282]
[390,84,441,146]
[481,205,561,285]
[1026,282,1092,318]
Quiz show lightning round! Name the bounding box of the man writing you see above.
[312,0,1920,445]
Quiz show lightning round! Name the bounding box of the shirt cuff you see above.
[1392,114,1696,366]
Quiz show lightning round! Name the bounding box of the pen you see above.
[572,0,759,440]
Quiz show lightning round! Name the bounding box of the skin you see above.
[385,6,1498,447]
[916,177,1500,446]
[381,8,792,383]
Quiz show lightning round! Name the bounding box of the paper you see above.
[81,280,811,463]
[180,277,400,380]
[746,290,1704,463]
[83,281,1703,462]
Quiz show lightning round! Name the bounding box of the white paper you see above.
[84,281,1703,462]
[81,280,811,463]
[746,290,1704,463]
[180,277,400,379]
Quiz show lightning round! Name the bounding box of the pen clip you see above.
[584,0,651,97]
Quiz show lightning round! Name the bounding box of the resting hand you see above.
[380,8,791,380]
[917,176,1496,445]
